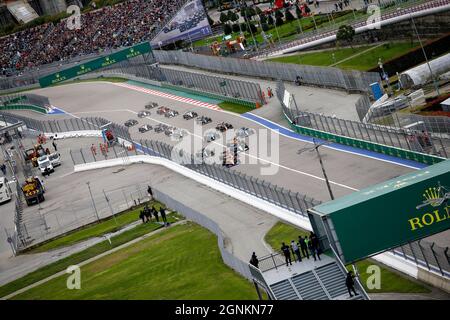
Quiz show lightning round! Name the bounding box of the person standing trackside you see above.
[90,144,97,156]
[281,242,292,266]
[298,236,309,259]
[147,185,153,200]
[250,252,259,268]
[346,271,358,297]
[52,140,57,152]
[152,206,159,222]
[160,207,167,226]
[291,240,302,262]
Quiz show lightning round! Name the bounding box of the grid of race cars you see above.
[123,101,255,166]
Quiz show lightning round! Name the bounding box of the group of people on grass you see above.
[139,204,169,226]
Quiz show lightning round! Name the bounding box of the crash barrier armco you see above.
[0,93,49,114]
[153,50,380,94]
[5,112,449,280]
[100,58,264,107]
[276,81,448,165]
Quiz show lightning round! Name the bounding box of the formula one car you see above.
[227,140,249,152]
[172,128,188,140]
[164,126,177,136]
[183,111,198,120]
[138,124,153,133]
[236,127,255,138]
[156,106,170,115]
[215,122,233,132]
[196,116,212,125]
[145,102,158,109]
[164,110,179,118]
[137,110,151,118]
[195,148,215,161]
[154,123,168,133]
[204,131,220,143]
[124,119,138,127]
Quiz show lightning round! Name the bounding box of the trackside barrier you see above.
[153,50,380,94]
[4,112,448,280]
[153,188,275,298]
[276,81,447,165]
[161,83,258,108]
[0,104,47,114]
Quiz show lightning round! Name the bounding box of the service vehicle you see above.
[0,177,12,204]
[37,155,54,175]
[48,153,61,167]
[22,177,45,206]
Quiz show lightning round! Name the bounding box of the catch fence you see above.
[277,81,449,163]
[153,50,380,94]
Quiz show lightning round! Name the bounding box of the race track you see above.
[30,81,414,202]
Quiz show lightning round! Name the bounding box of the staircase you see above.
[269,262,366,300]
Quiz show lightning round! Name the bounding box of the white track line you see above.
[124,109,358,191]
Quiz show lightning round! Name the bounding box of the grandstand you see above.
[0,0,187,73]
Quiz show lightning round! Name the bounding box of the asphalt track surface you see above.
[30,81,415,202]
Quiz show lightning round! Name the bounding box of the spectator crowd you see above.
[0,0,186,74]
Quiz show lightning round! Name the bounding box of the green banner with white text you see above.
[39,42,152,88]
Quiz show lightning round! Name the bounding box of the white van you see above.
[37,156,54,175]
[0,177,12,204]
[48,153,61,167]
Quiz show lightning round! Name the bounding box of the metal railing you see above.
[4,112,448,278]
[250,0,450,58]
[153,50,380,94]
[277,81,449,159]
[70,141,320,217]
[392,240,450,278]
[100,61,265,105]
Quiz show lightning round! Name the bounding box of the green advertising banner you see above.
[312,160,450,264]
[39,42,152,88]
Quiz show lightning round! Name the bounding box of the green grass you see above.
[336,42,419,71]
[218,101,254,114]
[27,201,172,253]
[265,222,430,294]
[264,221,309,252]
[269,46,372,67]
[348,260,430,294]
[0,215,184,298]
[268,42,420,71]
[12,222,260,300]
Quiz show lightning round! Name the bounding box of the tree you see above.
[248,22,258,34]
[285,9,295,22]
[336,24,356,49]
[232,23,240,33]
[240,22,247,32]
[267,14,274,25]
[224,23,232,35]
[220,12,229,24]
[255,6,262,15]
